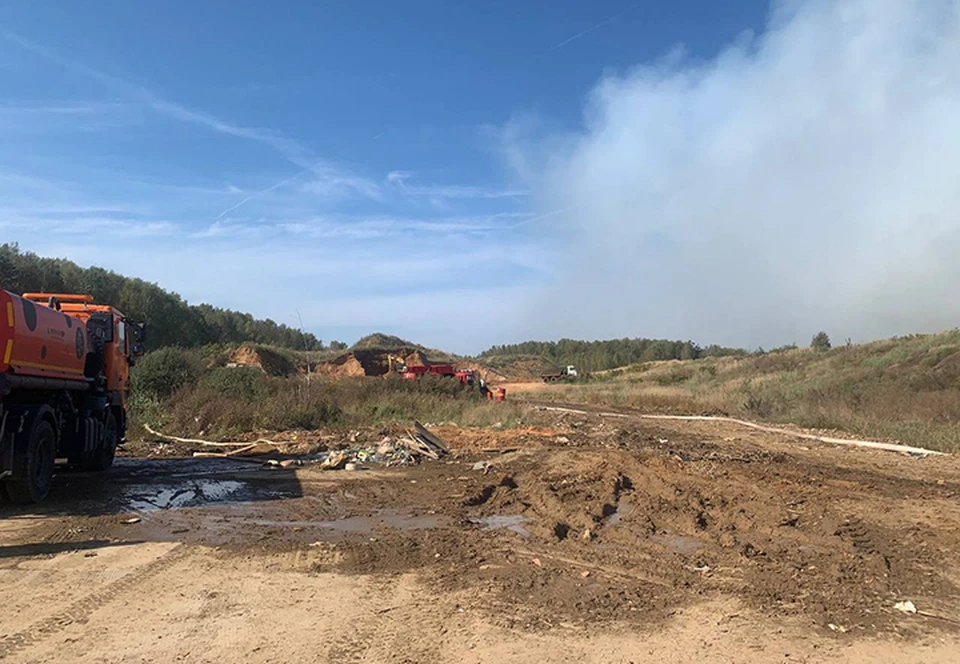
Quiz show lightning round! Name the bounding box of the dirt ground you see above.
[2,405,959,663]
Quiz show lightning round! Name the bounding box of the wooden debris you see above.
[414,422,450,455]
[403,433,441,460]
[192,443,259,459]
[144,424,295,449]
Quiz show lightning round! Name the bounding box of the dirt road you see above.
[2,407,959,662]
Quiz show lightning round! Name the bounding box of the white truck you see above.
[541,365,578,383]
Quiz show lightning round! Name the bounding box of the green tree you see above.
[131,348,203,399]
[811,331,832,352]
[0,243,322,351]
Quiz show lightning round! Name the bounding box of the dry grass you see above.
[522,330,960,453]
[130,367,535,439]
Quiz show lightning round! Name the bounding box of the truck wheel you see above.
[94,411,119,471]
[5,419,57,504]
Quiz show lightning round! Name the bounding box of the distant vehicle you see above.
[401,364,456,379]
[541,365,578,383]
[0,291,145,503]
[400,365,484,389]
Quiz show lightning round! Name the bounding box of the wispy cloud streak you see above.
[543,4,635,54]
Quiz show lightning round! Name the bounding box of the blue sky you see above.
[4,1,957,353]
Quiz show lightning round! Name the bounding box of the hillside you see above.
[351,333,457,362]
[524,329,960,452]
[0,243,322,351]
[480,337,745,373]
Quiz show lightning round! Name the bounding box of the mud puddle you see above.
[244,511,445,535]
[605,500,634,525]
[121,480,272,512]
[469,515,531,537]
[649,529,704,555]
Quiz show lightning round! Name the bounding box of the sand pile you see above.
[230,345,297,376]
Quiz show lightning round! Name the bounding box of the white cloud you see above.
[298,163,382,201]
[386,170,528,199]
[510,0,960,348]
[0,217,175,237]
[15,223,546,353]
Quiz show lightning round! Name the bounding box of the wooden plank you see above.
[413,421,450,456]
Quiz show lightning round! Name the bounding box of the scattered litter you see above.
[320,451,349,470]
[827,623,848,633]
[122,516,141,524]
[580,570,591,578]
[531,558,543,568]
[306,422,451,471]
[894,600,917,614]
[472,461,490,472]
[581,528,594,541]
[376,437,397,456]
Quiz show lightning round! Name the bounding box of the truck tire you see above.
[5,418,57,504]
[71,410,120,472]
[93,410,119,471]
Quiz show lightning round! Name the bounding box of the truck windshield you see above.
[117,318,127,353]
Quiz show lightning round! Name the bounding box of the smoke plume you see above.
[515,0,960,348]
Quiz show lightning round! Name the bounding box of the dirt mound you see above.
[457,362,509,383]
[404,350,430,368]
[313,353,368,378]
[326,432,959,632]
[314,347,448,378]
[351,333,416,350]
[229,345,297,376]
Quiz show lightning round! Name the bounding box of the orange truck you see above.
[0,291,144,503]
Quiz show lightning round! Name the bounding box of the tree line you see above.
[0,244,323,351]
[479,337,745,372]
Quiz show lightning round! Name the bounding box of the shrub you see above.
[811,331,832,352]
[131,348,203,399]
[198,366,268,399]
[277,403,344,430]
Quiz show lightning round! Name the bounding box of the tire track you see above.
[0,544,188,660]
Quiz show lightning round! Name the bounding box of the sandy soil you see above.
[1,407,958,663]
